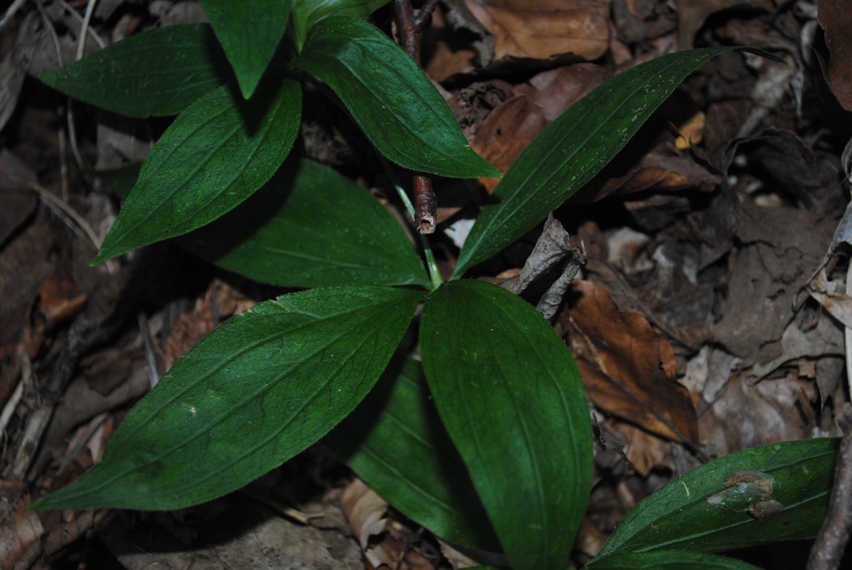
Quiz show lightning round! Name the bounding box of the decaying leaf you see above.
[711,200,835,365]
[563,280,699,445]
[339,479,388,567]
[501,214,587,320]
[462,0,610,63]
[471,64,609,191]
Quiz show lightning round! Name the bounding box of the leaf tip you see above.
[236,75,259,100]
[90,241,122,266]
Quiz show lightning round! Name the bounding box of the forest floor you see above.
[1,0,851,568]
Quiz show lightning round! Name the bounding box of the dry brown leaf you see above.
[463,0,610,62]
[34,264,86,331]
[564,280,699,444]
[817,0,852,111]
[423,6,481,81]
[611,419,675,477]
[674,110,706,150]
[471,64,609,191]
[339,479,388,567]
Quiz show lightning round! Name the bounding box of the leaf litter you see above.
[1,0,852,568]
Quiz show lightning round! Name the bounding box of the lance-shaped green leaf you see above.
[290,0,390,51]
[329,357,501,551]
[179,157,429,288]
[201,0,293,98]
[92,78,301,265]
[31,285,421,511]
[40,25,232,118]
[420,280,593,570]
[586,551,763,570]
[589,438,839,564]
[453,47,753,277]
[295,17,500,179]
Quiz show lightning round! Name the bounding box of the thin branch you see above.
[413,0,441,29]
[413,175,436,234]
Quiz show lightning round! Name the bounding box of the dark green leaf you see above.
[92,78,301,264]
[201,0,293,98]
[329,357,501,551]
[453,47,743,277]
[291,0,390,51]
[179,157,430,288]
[31,286,421,511]
[420,280,593,570]
[295,17,499,179]
[40,25,232,118]
[591,438,839,561]
[586,551,763,570]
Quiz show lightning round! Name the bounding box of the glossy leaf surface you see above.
[291,0,389,50]
[179,157,429,288]
[586,551,762,570]
[93,78,301,264]
[454,47,742,277]
[201,0,293,98]
[31,286,421,510]
[295,17,499,179]
[591,438,839,562]
[420,280,593,570]
[329,357,501,551]
[40,25,232,117]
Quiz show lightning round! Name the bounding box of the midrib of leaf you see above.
[354,39,457,133]
[472,296,553,547]
[146,328,378,498]
[113,82,294,248]
[116,105,240,239]
[458,56,684,273]
[314,36,462,161]
[116,304,371,441]
[75,311,381,499]
[603,446,837,555]
[247,217,409,269]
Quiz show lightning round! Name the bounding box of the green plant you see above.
[32,2,839,569]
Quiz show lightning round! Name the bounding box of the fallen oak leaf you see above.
[563,280,699,445]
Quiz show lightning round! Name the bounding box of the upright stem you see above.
[377,154,443,290]
[392,0,440,235]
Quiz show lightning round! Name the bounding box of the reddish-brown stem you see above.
[392,0,439,234]
[413,175,437,234]
[392,0,421,64]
